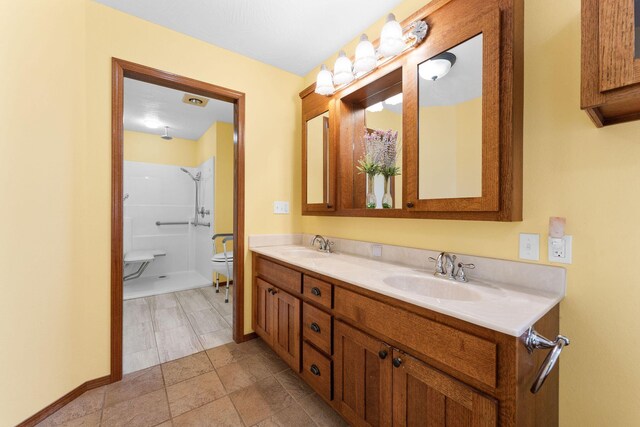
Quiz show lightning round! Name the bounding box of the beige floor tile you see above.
[151,306,190,332]
[123,298,152,326]
[123,321,156,355]
[259,348,290,375]
[41,410,102,427]
[166,371,227,417]
[156,325,203,363]
[216,354,273,393]
[153,422,173,427]
[230,376,294,426]
[101,388,170,427]
[275,370,314,402]
[176,289,211,313]
[161,352,213,386]
[123,347,161,375]
[298,394,348,427]
[146,293,180,310]
[104,366,164,408]
[254,401,315,427]
[223,313,234,326]
[199,327,234,349]
[36,387,105,427]
[187,308,228,335]
[205,342,256,368]
[172,396,243,427]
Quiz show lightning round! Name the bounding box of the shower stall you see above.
[122,158,215,299]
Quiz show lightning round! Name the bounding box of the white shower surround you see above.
[123,160,215,298]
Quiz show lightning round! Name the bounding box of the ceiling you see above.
[93,0,403,76]
[124,78,233,140]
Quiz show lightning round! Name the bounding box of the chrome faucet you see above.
[311,235,333,253]
[429,252,475,282]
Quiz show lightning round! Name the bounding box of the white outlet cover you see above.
[548,235,572,264]
[519,233,540,261]
[371,244,382,257]
[273,201,289,214]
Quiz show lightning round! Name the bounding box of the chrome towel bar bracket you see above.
[524,327,570,394]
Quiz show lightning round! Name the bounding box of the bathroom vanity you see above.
[251,240,565,426]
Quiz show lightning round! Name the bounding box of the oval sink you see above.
[383,274,481,301]
[280,249,328,259]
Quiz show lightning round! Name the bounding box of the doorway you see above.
[111,59,247,382]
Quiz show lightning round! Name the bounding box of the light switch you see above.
[548,235,572,264]
[519,233,540,261]
[273,201,289,214]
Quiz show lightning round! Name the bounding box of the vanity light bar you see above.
[315,17,429,97]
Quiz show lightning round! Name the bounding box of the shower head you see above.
[180,167,201,181]
[161,126,173,140]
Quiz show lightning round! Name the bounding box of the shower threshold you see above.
[124,271,211,300]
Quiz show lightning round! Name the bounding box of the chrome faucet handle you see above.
[429,255,446,275]
[455,262,475,282]
[446,255,457,279]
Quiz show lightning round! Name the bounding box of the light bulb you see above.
[379,14,405,58]
[418,52,456,81]
[333,51,354,85]
[353,34,377,76]
[366,102,384,112]
[384,93,403,105]
[315,64,335,96]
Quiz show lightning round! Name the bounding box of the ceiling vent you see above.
[182,94,209,107]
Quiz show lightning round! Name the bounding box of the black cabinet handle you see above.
[406,202,414,208]
[393,357,402,368]
[310,322,321,333]
[311,287,321,297]
[378,350,388,360]
[267,288,273,295]
[310,364,321,376]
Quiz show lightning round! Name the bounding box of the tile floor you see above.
[124,286,234,374]
[36,339,348,427]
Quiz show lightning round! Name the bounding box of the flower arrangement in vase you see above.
[356,128,400,209]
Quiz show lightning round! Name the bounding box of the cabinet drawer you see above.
[256,256,302,294]
[334,287,497,388]
[303,276,333,309]
[302,342,332,401]
[303,302,332,355]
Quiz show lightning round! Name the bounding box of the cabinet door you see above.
[334,321,392,427]
[392,350,497,427]
[271,287,301,371]
[254,278,274,345]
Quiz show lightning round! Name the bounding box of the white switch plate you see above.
[273,201,289,214]
[371,244,382,257]
[519,233,540,261]
[548,235,572,264]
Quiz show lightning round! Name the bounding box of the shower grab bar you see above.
[155,221,210,227]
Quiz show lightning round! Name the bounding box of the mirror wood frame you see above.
[299,0,523,221]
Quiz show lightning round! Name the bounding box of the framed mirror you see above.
[301,91,335,212]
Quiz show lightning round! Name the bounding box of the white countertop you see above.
[250,244,564,337]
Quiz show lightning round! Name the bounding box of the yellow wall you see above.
[213,122,235,259]
[0,0,88,423]
[1,0,301,424]
[419,98,482,199]
[196,121,217,165]
[302,1,640,425]
[124,130,199,166]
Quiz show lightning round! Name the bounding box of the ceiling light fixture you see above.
[419,52,457,81]
[384,93,403,106]
[315,18,428,96]
[182,94,209,107]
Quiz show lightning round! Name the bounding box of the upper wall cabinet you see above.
[582,0,640,126]
[299,0,524,221]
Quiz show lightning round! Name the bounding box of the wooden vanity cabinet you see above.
[582,0,640,126]
[252,253,560,426]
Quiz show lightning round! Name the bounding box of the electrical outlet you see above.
[519,233,540,261]
[273,201,289,214]
[548,235,572,264]
[371,244,382,257]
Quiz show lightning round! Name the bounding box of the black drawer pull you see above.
[393,357,402,368]
[310,322,321,333]
[406,201,415,208]
[311,287,322,296]
[378,350,388,360]
[310,364,321,376]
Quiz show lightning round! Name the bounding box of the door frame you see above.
[111,58,247,382]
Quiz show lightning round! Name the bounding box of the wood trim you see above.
[111,58,249,384]
[17,375,111,427]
